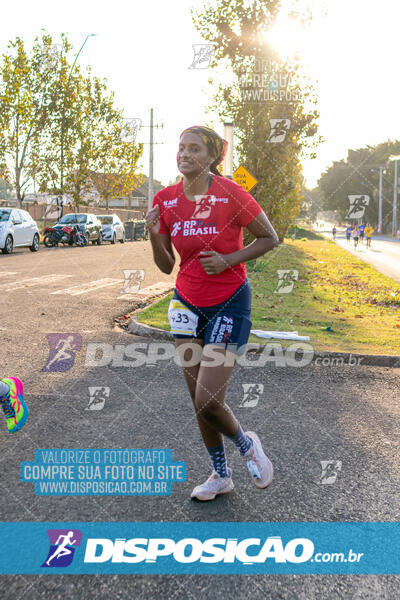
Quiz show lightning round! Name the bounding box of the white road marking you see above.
[0,274,72,291]
[118,281,173,299]
[0,271,18,276]
[51,278,123,295]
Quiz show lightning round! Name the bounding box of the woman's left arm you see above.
[199,211,279,275]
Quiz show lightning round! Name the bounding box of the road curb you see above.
[126,314,400,368]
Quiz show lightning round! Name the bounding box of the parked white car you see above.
[97,214,126,244]
[0,208,40,254]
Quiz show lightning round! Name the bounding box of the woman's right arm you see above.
[145,205,175,275]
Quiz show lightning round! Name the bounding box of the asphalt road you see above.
[323,230,400,284]
[0,242,399,599]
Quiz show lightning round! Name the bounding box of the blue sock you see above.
[207,442,229,478]
[227,425,253,456]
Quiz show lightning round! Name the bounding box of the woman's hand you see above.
[199,250,231,275]
[145,205,160,235]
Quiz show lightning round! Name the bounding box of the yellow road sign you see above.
[233,165,258,192]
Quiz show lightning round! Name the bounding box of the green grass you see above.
[136,237,400,355]
[286,225,325,240]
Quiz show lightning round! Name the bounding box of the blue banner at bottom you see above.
[0,522,399,574]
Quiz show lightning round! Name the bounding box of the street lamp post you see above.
[388,155,400,237]
[59,34,96,214]
[378,166,383,233]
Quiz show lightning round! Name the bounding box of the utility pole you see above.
[393,159,398,237]
[378,166,383,233]
[389,155,400,237]
[148,108,154,210]
[143,108,163,210]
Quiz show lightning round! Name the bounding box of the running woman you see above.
[351,226,359,249]
[0,377,28,433]
[146,125,279,501]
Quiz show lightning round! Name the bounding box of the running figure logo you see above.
[120,118,142,141]
[121,269,145,294]
[87,386,110,410]
[274,270,298,294]
[38,43,62,72]
[267,119,291,143]
[240,383,264,408]
[318,460,342,484]
[171,221,182,237]
[42,529,82,568]
[188,44,215,69]
[192,195,216,219]
[347,195,370,219]
[42,334,82,372]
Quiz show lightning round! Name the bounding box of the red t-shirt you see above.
[152,174,263,306]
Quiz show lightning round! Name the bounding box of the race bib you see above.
[168,299,199,336]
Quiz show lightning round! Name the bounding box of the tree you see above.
[299,186,322,222]
[0,35,58,206]
[0,178,13,200]
[318,140,400,227]
[92,119,144,210]
[1,33,144,212]
[191,0,321,241]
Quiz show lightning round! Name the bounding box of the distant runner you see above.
[351,226,360,249]
[345,225,352,243]
[365,224,374,248]
[359,223,365,243]
[332,225,337,241]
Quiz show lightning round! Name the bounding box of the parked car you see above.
[0,208,40,255]
[54,213,102,245]
[97,214,126,244]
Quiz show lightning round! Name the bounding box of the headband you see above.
[179,125,228,169]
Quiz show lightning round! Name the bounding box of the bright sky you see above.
[1,0,400,189]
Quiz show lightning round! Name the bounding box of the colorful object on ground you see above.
[0,377,29,433]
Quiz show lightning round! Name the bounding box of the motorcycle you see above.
[43,225,88,248]
[72,225,88,247]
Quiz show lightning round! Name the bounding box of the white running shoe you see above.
[244,431,274,489]
[190,468,234,501]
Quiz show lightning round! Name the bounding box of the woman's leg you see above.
[194,344,240,437]
[174,338,222,447]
